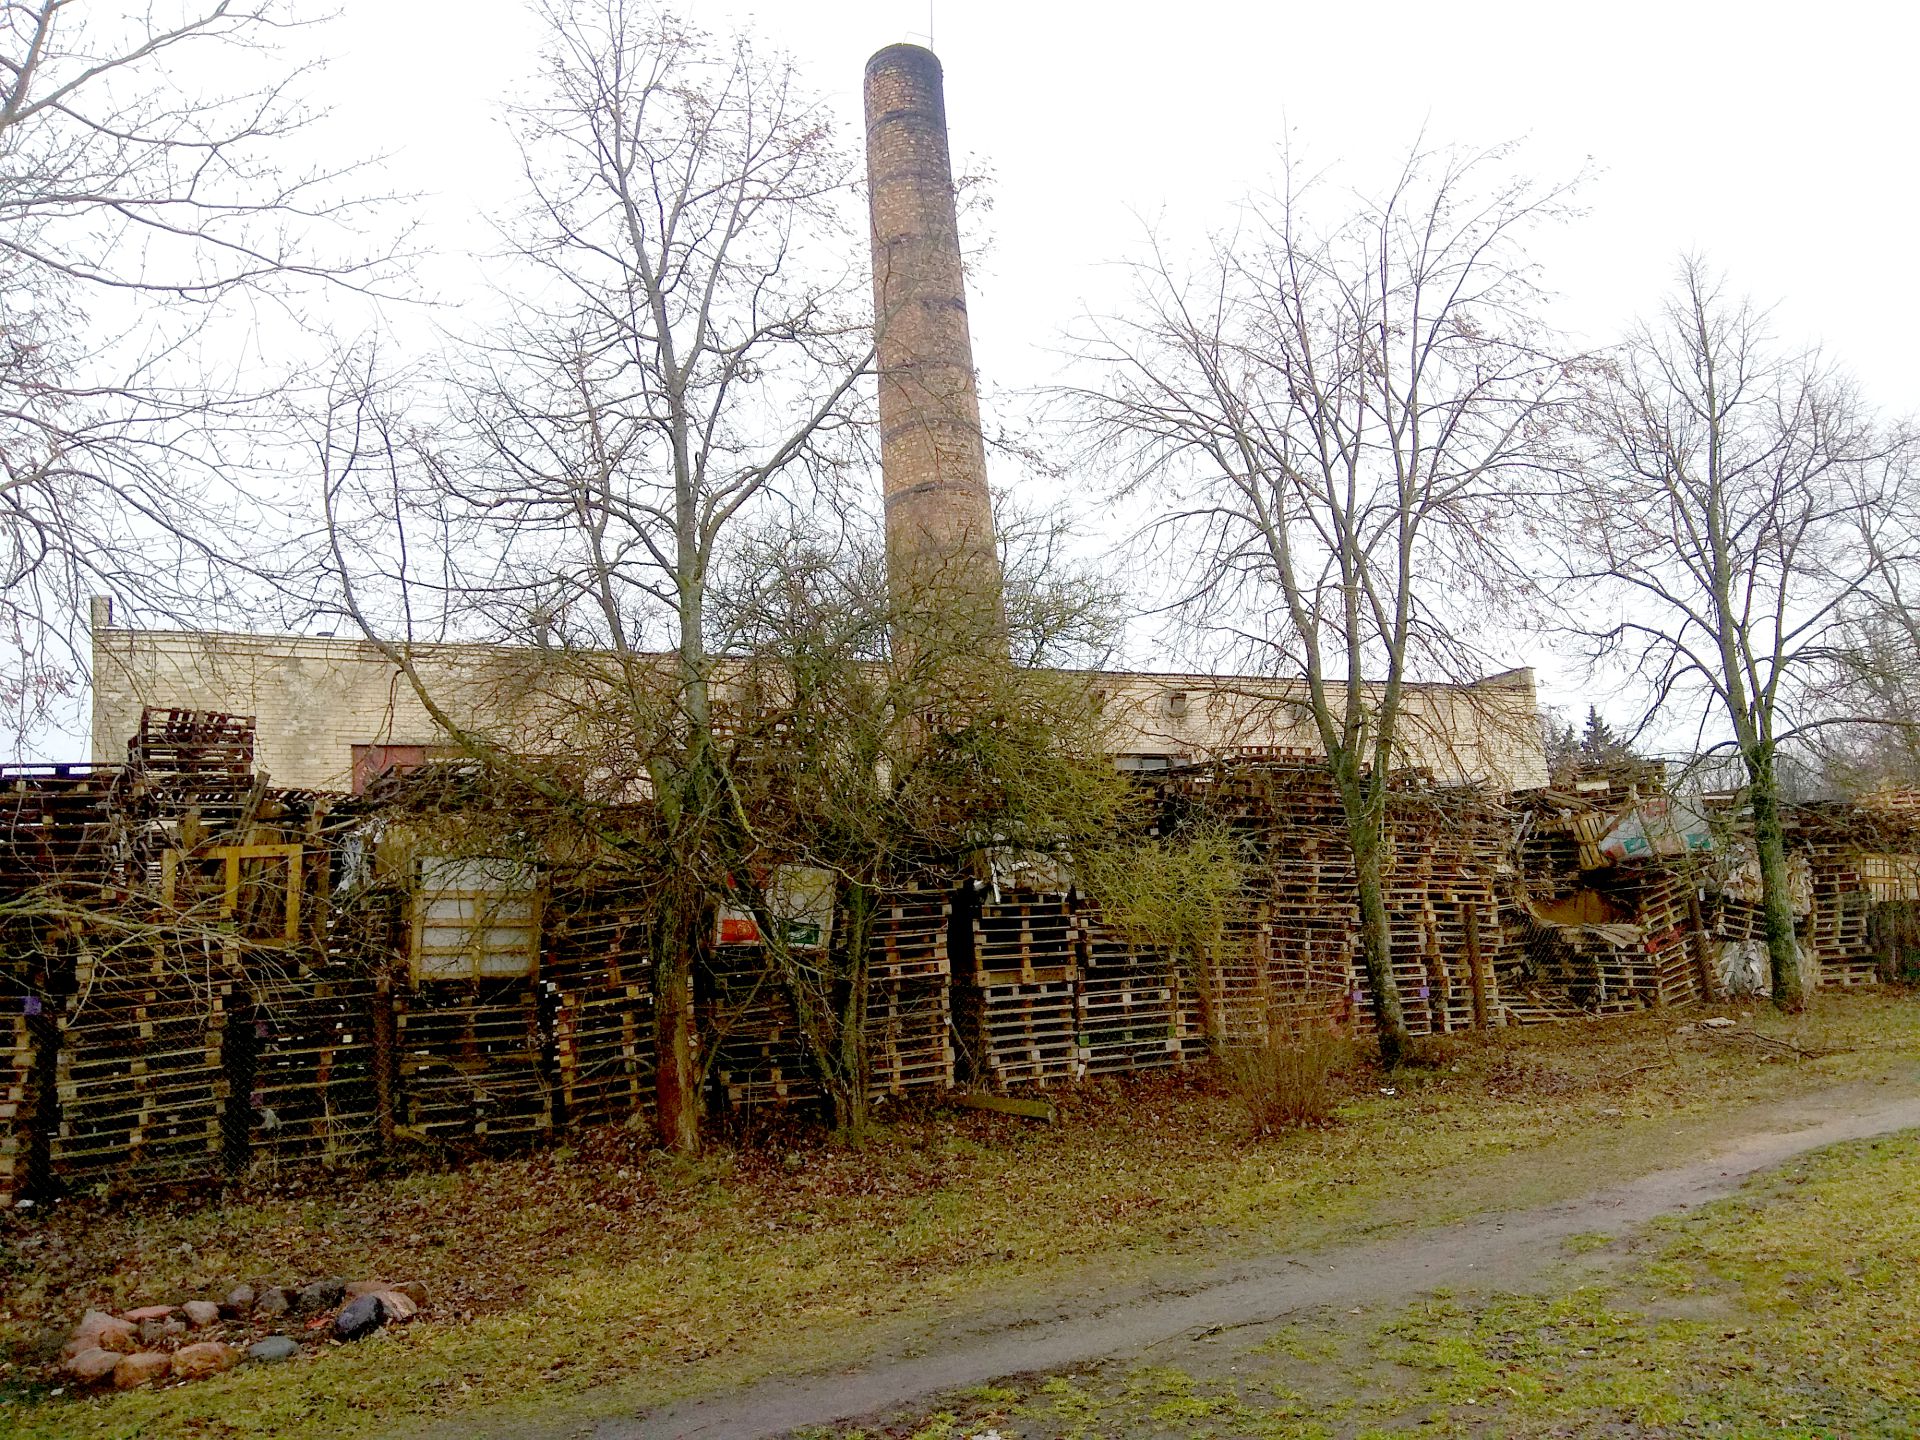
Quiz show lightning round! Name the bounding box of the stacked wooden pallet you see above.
[1631,871,1706,1007]
[127,709,257,834]
[1191,908,1275,1051]
[1075,906,1181,1074]
[1805,843,1879,986]
[0,765,132,897]
[394,981,551,1143]
[954,892,1082,1087]
[247,962,378,1165]
[1170,761,1512,1042]
[700,945,819,1108]
[867,892,953,1096]
[0,1005,33,1205]
[52,942,233,1186]
[546,891,656,1127]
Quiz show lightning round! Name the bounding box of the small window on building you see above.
[1165,691,1188,717]
[1114,753,1174,772]
[410,855,540,982]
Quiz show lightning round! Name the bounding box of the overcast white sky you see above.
[49,1,1916,754]
[317,0,1920,405]
[294,0,1917,726]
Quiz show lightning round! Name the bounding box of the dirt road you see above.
[593,1084,1920,1440]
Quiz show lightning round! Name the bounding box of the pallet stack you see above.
[127,709,258,835]
[247,962,378,1166]
[1630,870,1706,1006]
[953,891,1081,1087]
[699,945,819,1108]
[546,890,656,1127]
[866,892,953,1097]
[393,981,551,1144]
[0,1004,33,1206]
[0,765,133,898]
[52,941,233,1186]
[1075,906,1182,1074]
[1167,761,1511,1043]
[1805,842,1879,986]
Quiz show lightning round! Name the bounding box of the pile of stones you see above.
[59,1276,427,1391]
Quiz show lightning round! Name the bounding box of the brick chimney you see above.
[864,43,1004,641]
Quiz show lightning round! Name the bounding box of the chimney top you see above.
[865,42,941,80]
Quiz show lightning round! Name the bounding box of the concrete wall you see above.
[1090,668,1548,791]
[93,627,1549,794]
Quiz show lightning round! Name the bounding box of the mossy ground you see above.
[4,991,1918,1439]
[841,1132,1920,1437]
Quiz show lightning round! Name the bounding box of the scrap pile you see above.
[1502,774,1711,1015]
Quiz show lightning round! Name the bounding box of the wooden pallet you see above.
[968,894,1077,985]
[869,892,952,981]
[700,946,819,1109]
[394,981,551,1142]
[953,977,1080,1087]
[546,894,657,1127]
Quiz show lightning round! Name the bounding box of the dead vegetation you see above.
[3,991,1915,1439]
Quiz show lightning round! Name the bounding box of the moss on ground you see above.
[4,991,1918,1439]
[855,1127,1920,1437]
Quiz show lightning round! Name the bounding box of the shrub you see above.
[1224,1011,1350,1134]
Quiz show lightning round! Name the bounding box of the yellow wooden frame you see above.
[161,844,302,943]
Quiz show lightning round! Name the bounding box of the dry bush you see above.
[1225,1009,1352,1134]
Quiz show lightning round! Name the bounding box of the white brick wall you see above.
[91,628,1550,793]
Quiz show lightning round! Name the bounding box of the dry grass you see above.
[2,989,1916,1440]
[1224,1014,1352,1133]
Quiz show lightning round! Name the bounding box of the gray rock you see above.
[139,1317,186,1346]
[254,1286,291,1317]
[332,1293,384,1341]
[247,1335,301,1364]
[296,1277,346,1314]
[224,1284,255,1316]
[182,1299,221,1328]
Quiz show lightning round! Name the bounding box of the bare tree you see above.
[1560,258,1915,1007]
[318,2,872,1150]
[1074,143,1574,1065]
[0,2,395,734]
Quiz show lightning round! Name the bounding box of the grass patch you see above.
[4,991,1918,1438]
[865,1119,1920,1437]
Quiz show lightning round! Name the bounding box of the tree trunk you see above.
[1351,825,1411,1067]
[1747,748,1806,1011]
[651,886,704,1152]
[830,880,876,1139]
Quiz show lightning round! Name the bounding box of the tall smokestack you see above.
[864,43,1004,639]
